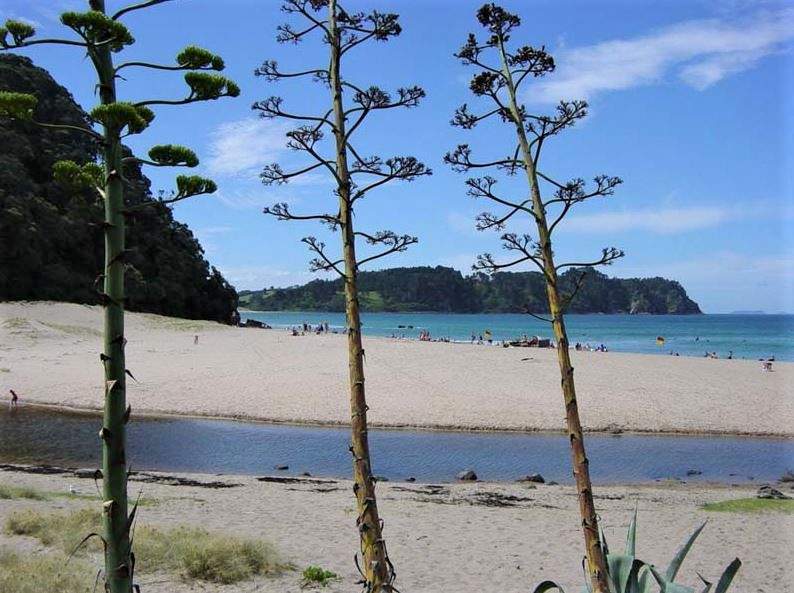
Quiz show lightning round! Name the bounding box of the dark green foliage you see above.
[177,45,225,70]
[0,54,238,323]
[60,11,134,50]
[241,266,701,314]
[148,144,199,167]
[90,102,154,134]
[1,20,36,47]
[0,91,36,118]
[183,72,240,100]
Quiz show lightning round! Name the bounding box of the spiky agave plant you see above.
[531,509,741,593]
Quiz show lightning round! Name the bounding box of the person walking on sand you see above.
[193,334,199,345]
[9,389,18,409]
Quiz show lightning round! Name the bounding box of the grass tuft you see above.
[0,548,94,593]
[702,497,794,514]
[4,508,286,583]
[302,565,338,586]
[0,484,49,501]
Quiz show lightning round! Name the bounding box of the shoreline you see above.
[19,401,794,440]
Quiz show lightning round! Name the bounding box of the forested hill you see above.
[0,55,238,323]
[240,266,702,314]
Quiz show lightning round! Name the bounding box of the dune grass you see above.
[0,548,94,593]
[702,497,794,514]
[0,484,50,501]
[4,507,287,583]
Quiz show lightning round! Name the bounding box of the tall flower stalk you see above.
[0,2,237,590]
[445,5,624,592]
[256,2,430,589]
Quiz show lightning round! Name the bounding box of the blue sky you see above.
[3,0,793,312]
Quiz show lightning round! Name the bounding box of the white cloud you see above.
[563,206,730,235]
[219,265,324,291]
[206,118,291,177]
[533,8,794,102]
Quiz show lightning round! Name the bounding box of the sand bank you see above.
[0,466,791,592]
[1,301,792,436]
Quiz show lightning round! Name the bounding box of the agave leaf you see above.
[665,521,707,581]
[600,524,610,557]
[713,558,741,593]
[697,573,712,593]
[608,554,638,593]
[533,580,567,593]
[650,565,695,593]
[634,565,655,593]
[626,505,638,557]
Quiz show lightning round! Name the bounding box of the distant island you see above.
[240,266,702,315]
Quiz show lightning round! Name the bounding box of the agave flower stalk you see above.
[0,2,237,591]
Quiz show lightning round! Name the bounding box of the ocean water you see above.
[242,311,794,361]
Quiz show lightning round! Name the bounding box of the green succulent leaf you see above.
[148,144,199,167]
[713,559,740,593]
[175,175,217,198]
[625,505,637,557]
[0,91,37,119]
[90,102,154,134]
[176,45,225,70]
[532,581,566,593]
[666,521,707,582]
[53,160,104,190]
[2,19,36,46]
[184,72,240,100]
[60,10,134,50]
[649,565,695,593]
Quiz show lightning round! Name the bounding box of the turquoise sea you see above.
[241,311,794,361]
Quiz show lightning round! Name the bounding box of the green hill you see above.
[240,266,701,315]
[0,54,237,323]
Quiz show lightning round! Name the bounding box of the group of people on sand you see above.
[290,321,333,336]
[469,330,494,345]
[575,342,608,352]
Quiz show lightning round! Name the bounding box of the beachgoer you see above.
[9,389,18,409]
[193,335,199,345]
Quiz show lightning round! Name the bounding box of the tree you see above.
[445,5,623,592]
[256,1,431,590]
[0,3,237,591]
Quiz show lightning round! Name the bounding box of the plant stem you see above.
[497,35,611,593]
[327,1,393,591]
[90,1,132,591]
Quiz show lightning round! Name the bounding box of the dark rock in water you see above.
[374,476,389,482]
[74,468,102,480]
[274,464,289,471]
[301,472,312,477]
[547,481,559,486]
[244,319,268,329]
[406,477,416,482]
[757,484,790,500]
[686,469,702,476]
[518,473,545,484]
[457,469,477,481]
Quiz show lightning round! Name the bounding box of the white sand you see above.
[1,301,791,436]
[0,468,791,592]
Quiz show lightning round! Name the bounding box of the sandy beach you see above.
[0,301,792,436]
[0,466,791,592]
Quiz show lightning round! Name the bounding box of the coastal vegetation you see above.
[0,54,238,324]
[0,4,237,592]
[0,549,94,593]
[702,498,794,514]
[240,266,701,314]
[256,1,430,590]
[5,507,286,584]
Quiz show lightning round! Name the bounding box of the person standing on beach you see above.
[9,389,18,409]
